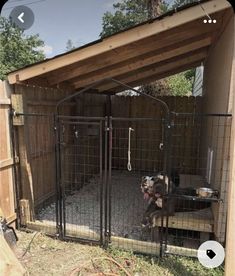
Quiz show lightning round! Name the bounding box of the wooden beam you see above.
[95,50,207,91]
[109,61,202,93]
[111,236,160,255]
[25,221,197,257]
[49,23,218,86]
[27,100,75,106]
[0,157,19,170]
[0,235,25,276]
[0,98,11,105]
[72,36,212,89]
[153,208,213,232]
[6,213,17,225]
[225,15,235,276]
[8,0,230,84]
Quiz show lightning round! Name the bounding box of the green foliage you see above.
[0,17,45,80]
[167,71,194,96]
[100,0,149,37]
[100,0,192,38]
[172,0,196,9]
[100,0,197,96]
[184,68,196,81]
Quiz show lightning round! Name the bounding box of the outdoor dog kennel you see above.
[0,0,234,261]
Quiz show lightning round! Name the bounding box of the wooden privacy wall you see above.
[111,96,202,172]
[14,89,202,221]
[0,81,16,225]
[201,16,234,244]
[75,94,202,173]
[14,84,74,219]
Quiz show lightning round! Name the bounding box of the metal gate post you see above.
[108,116,112,242]
[104,116,109,247]
[103,115,113,247]
[99,120,104,246]
[160,113,173,257]
[165,113,173,256]
[54,114,63,239]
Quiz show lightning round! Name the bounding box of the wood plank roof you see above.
[7,0,233,93]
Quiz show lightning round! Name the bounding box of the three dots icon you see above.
[203,19,217,24]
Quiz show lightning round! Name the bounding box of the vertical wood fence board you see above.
[0,81,16,224]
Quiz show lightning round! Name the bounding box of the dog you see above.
[141,172,209,228]
[141,173,175,227]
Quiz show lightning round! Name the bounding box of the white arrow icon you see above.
[18,12,25,23]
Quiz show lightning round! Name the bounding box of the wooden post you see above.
[12,92,35,222]
[17,127,35,221]
[225,17,235,276]
[19,199,30,226]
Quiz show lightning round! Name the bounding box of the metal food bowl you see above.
[196,187,217,198]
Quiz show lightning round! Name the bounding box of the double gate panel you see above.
[57,116,106,244]
[57,115,167,254]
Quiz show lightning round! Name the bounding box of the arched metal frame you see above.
[55,77,172,182]
[54,78,172,255]
[55,78,170,116]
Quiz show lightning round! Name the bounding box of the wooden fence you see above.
[0,81,16,225]
[0,83,202,225]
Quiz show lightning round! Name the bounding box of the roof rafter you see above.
[95,49,207,92]
[7,0,230,85]
[72,35,212,89]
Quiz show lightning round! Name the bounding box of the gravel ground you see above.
[37,171,148,240]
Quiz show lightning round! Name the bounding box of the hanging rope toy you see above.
[127,127,134,171]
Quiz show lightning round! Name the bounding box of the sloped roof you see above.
[7,0,233,93]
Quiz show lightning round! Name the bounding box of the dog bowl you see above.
[196,187,218,198]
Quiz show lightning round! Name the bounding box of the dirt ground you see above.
[13,230,224,276]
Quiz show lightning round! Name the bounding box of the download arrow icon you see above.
[18,12,24,23]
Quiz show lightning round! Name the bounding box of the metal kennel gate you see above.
[53,78,171,254]
[56,116,106,244]
[55,113,170,254]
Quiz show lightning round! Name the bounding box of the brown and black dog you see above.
[141,173,208,228]
[141,173,175,227]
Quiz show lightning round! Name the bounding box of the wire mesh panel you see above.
[161,113,232,256]
[111,118,164,173]
[108,117,165,255]
[58,116,104,243]
[15,110,231,257]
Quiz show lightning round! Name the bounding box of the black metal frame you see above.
[11,78,232,257]
[55,115,106,245]
[54,78,171,254]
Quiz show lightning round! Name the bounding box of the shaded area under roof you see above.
[7,0,233,93]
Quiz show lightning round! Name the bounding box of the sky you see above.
[1,0,175,58]
[1,0,120,57]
